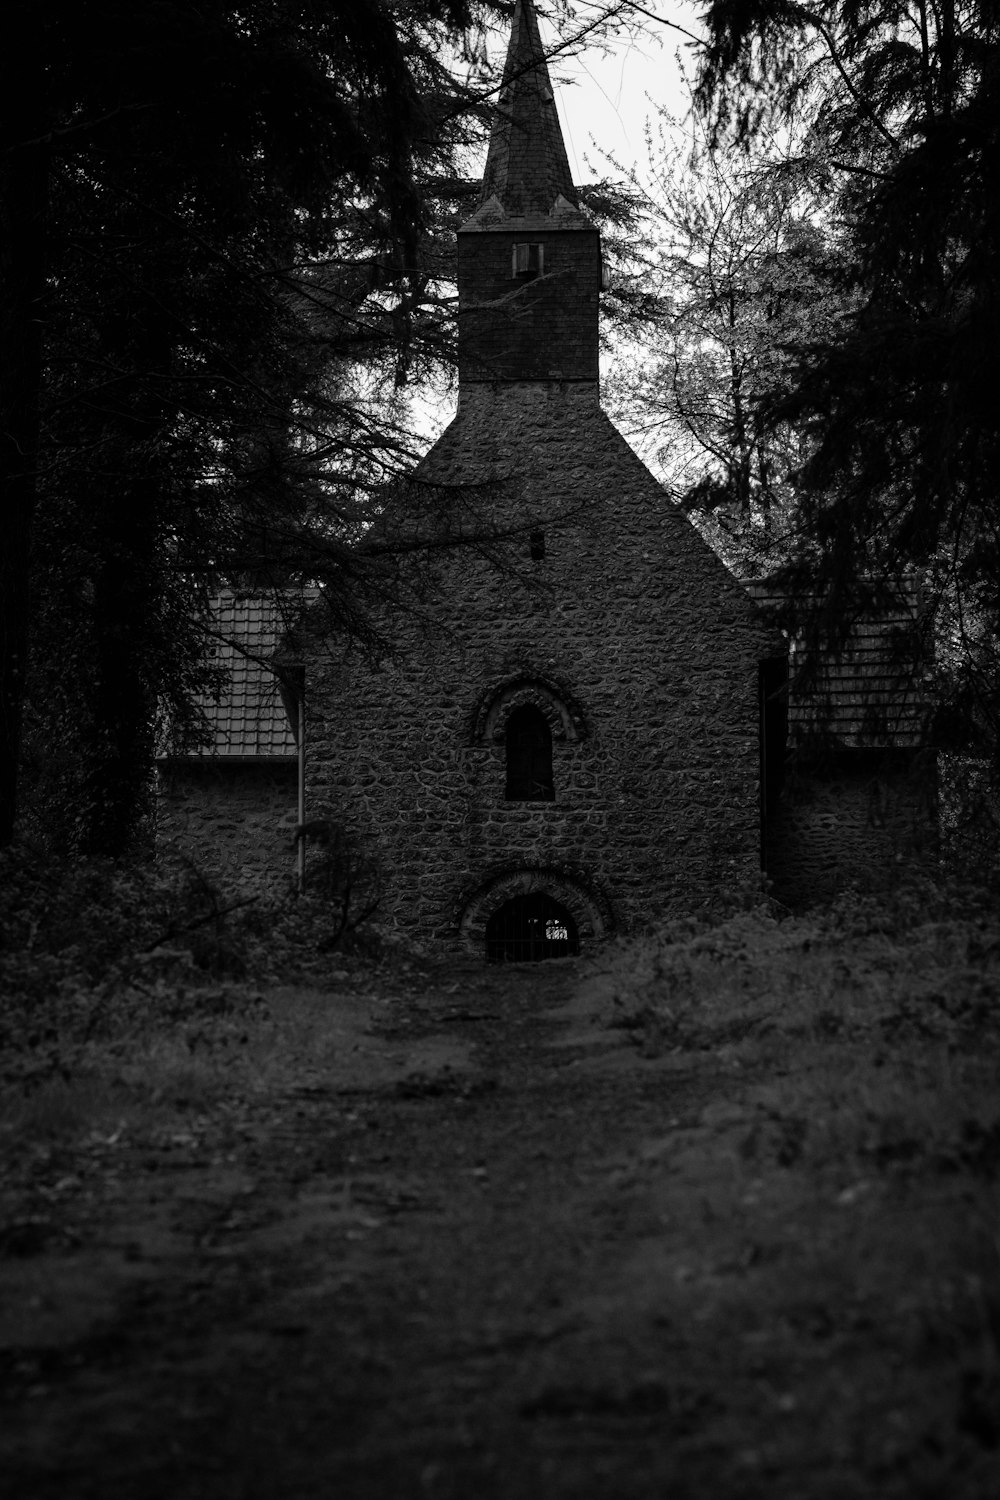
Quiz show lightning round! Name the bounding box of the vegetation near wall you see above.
[2,841,997,1137]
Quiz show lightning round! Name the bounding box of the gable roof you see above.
[181,591,299,760]
[403,384,772,619]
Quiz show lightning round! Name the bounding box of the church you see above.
[294,0,779,957]
[158,0,934,954]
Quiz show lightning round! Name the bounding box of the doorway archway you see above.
[458,867,613,960]
[485,892,579,963]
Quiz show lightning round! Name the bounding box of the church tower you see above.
[458,0,601,387]
[301,0,778,958]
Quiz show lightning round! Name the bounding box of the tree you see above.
[604,113,847,575]
[2,0,495,853]
[4,1,651,856]
[696,1,1000,748]
[0,5,49,849]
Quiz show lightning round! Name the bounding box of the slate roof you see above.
[185,591,299,759]
[750,583,933,749]
[463,0,591,230]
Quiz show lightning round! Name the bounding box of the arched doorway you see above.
[485,892,580,963]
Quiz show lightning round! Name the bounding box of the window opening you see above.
[530,530,545,561]
[485,893,579,963]
[512,242,544,278]
[505,705,554,801]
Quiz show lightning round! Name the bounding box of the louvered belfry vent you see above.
[512,242,544,277]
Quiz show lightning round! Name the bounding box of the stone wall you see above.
[303,383,779,953]
[765,750,938,909]
[458,228,601,384]
[157,760,298,898]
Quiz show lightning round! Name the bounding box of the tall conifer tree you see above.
[698,1,1000,753]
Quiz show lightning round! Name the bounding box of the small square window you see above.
[512,242,544,278]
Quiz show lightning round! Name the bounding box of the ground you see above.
[2,942,999,1498]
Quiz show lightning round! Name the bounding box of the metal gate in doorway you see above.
[485,893,579,963]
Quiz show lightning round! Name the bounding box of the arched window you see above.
[485,893,579,963]
[505,705,554,801]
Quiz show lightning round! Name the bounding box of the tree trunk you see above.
[0,73,48,844]
[78,311,169,859]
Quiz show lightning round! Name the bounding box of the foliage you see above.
[604,882,1000,1054]
[295,818,383,948]
[606,112,849,575]
[2,0,493,854]
[3,1,651,856]
[0,842,250,995]
[0,830,401,1102]
[696,1,1000,756]
[937,754,1000,888]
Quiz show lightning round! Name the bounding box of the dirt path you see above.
[2,957,997,1498]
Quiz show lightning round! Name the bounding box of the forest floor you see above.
[2,922,1000,1499]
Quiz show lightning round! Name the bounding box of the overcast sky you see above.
[548,8,700,186]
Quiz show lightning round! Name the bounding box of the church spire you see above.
[478,0,578,219]
[457,0,601,387]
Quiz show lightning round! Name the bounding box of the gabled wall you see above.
[302,384,776,948]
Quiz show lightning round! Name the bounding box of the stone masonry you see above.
[158,760,298,898]
[298,0,779,953]
[303,382,776,949]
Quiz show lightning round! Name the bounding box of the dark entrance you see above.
[485,893,579,963]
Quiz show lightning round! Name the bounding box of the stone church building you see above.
[294,0,780,957]
[159,0,934,955]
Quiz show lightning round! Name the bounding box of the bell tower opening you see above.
[485,892,579,963]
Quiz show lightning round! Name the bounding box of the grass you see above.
[3,867,999,1161]
[0,839,396,1159]
[579,891,1000,1489]
[602,894,1000,1180]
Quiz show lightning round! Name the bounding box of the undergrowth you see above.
[3,861,998,1480]
[4,840,1000,1191]
[0,841,403,1147]
[603,881,1000,1056]
[602,883,1000,1186]
[596,884,1000,1445]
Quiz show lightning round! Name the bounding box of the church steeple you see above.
[478,0,578,221]
[458,0,602,389]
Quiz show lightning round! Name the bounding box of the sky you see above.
[542,5,702,188]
